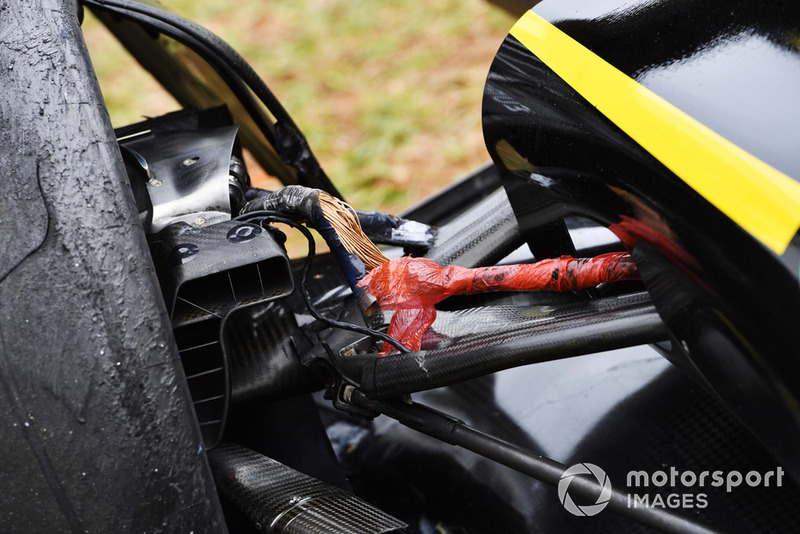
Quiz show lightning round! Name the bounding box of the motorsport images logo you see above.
[558,463,785,516]
[558,463,612,516]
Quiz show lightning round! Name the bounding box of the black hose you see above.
[84,0,290,125]
[88,4,277,147]
[83,0,341,198]
[348,390,720,534]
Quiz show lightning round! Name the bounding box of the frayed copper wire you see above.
[319,192,389,270]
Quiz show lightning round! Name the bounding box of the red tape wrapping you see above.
[357,252,639,355]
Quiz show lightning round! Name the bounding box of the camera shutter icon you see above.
[558,463,612,516]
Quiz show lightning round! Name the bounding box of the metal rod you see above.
[347,389,720,534]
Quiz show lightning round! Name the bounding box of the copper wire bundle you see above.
[319,192,389,270]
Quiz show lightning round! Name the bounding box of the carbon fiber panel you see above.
[149,220,294,446]
[224,301,319,405]
[209,444,406,534]
[149,220,293,318]
[425,188,523,267]
[360,292,666,398]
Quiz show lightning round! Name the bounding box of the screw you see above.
[194,217,206,226]
[182,157,199,166]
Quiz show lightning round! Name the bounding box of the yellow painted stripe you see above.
[510,11,800,254]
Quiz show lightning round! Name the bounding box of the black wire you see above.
[84,0,291,125]
[239,213,410,354]
[82,0,341,197]
[234,210,287,222]
[83,2,277,148]
[82,2,396,344]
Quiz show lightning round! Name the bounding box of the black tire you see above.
[0,1,226,531]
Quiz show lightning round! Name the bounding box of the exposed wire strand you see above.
[318,192,389,270]
[236,212,410,354]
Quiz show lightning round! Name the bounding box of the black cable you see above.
[237,212,410,354]
[348,390,720,534]
[84,0,293,127]
[234,210,288,223]
[83,2,277,148]
[83,0,288,124]
[82,0,342,198]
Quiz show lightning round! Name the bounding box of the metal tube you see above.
[348,390,719,534]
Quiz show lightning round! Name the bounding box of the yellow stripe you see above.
[510,11,800,254]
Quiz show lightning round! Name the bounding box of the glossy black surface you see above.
[321,347,800,533]
[538,0,800,181]
[483,0,800,481]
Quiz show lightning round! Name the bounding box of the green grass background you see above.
[82,1,515,213]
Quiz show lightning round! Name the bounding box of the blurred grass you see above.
[81,0,514,213]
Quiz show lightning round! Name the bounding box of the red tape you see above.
[357,252,639,355]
